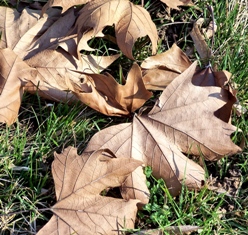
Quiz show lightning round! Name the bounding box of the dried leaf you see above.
[141,44,191,72]
[25,48,119,103]
[141,44,192,90]
[202,21,217,39]
[74,63,152,116]
[37,147,142,235]
[160,0,194,10]
[192,67,237,123]
[190,18,212,63]
[75,0,158,59]
[85,62,241,201]
[41,0,90,15]
[0,6,64,59]
[149,62,241,159]
[0,48,37,125]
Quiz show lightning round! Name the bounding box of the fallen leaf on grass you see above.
[0,4,153,120]
[0,48,37,125]
[0,6,64,60]
[37,147,142,235]
[25,48,119,103]
[41,0,90,15]
[85,62,241,202]
[141,44,192,90]
[75,0,158,59]
[190,18,213,64]
[75,63,152,116]
[160,0,194,10]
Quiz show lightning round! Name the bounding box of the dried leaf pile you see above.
[0,0,242,234]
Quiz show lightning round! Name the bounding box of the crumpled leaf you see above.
[0,48,37,125]
[25,48,120,103]
[85,62,241,202]
[190,18,212,64]
[141,44,192,90]
[74,63,152,116]
[0,6,82,60]
[37,147,142,235]
[74,0,158,59]
[160,0,194,10]
[0,6,67,60]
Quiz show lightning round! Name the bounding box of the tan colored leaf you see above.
[85,62,241,201]
[141,44,192,90]
[189,18,212,64]
[85,122,150,204]
[203,20,217,39]
[160,0,194,10]
[41,0,90,15]
[75,0,158,59]
[0,6,77,60]
[141,44,191,72]
[74,63,152,116]
[0,48,37,125]
[25,48,119,103]
[37,147,142,235]
[148,62,241,159]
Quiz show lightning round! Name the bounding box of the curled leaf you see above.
[75,0,158,59]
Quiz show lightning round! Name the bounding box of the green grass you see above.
[0,95,109,234]
[0,0,248,234]
[133,0,248,234]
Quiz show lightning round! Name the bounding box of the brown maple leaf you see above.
[141,44,192,90]
[0,48,37,125]
[25,48,120,103]
[0,6,69,60]
[74,0,158,59]
[85,61,241,202]
[73,63,152,116]
[41,0,91,15]
[37,147,142,235]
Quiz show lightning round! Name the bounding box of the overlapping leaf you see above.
[0,6,64,59]
[0,48,37,125]
[141,44,192,90]
[85,62,241,202]
[25,48,120,103]
[41,0,91,15]
[0,2,155,121]
[37,147,142,235]
[73,63,152,116]
[74,0,158,59]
